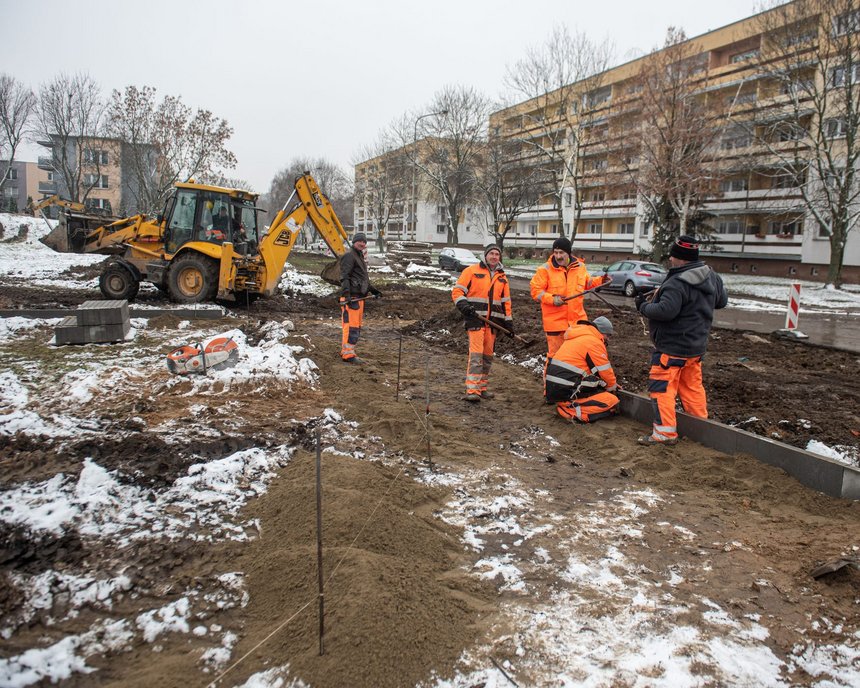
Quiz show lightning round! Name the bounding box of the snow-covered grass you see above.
[723,274,860,311]
[0,213,104,287]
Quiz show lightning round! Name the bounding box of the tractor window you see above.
[201,192,233,244]
[166,190,197,253]
[235,203,258,243]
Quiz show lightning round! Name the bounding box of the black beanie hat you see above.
[670,235,699,261]
[552,237,572,254]
[483,244,502,259]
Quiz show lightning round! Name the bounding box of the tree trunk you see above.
[827,233,845,288]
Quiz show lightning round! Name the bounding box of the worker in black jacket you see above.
[635,235,728,445]
[339,233,381,364]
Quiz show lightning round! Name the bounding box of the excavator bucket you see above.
[320,257,342,286]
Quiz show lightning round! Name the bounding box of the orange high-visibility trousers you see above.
[646,352,707,441]
[542,331,566,386]
[465,326,496,397]
[341,300,365,360]
[556,391,619,422]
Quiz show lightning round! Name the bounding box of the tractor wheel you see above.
[167,254,219,304]
[99,263,140,301]
[623,280,637,297]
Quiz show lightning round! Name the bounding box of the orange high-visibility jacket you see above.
[452,262,512,328]
[530,257,608,332]
[545,322,617,401]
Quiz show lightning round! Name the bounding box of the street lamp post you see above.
[410,109,447,242]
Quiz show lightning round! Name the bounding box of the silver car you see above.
[601,260,667,297]
[438,247,480,271]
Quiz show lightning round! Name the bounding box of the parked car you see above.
[438,247,480,271]
[600,260,668,297]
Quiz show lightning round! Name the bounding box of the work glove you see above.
[506,322,515,338]
[552,295,565,307]
[634,293,646,311]
[370,286,382,299]
[456,301,477,318]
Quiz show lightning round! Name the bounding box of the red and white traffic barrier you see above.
[784,282,801,330]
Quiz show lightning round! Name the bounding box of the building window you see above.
[833,10,860,36]
[587,222,602,233]
[83,149,108,165]
[564,193,572,206]
[826,118,847,138]
[436,224,446,234]
[773,171,803,189]
[85,197,112,212]
[640,223,649,237]
[768,219,802,236]
[720,178,748,192]
[730,91,757,105]
[618,223,634,234]
[564,223,570,234]
[590,191,605,201]
[3,168,18,181]
[721,124,752,150]
[717,219,745,234]
[784,31,817,48]
[550,223,558,234]
[817,220,832,238]
[528,224,537,236]
[730,49,760,64]
[84,173,109,189]
[830,64,860,86]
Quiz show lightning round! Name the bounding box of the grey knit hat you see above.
[593,316,614,336]
[483,244,502,259]
[352,232,367,244]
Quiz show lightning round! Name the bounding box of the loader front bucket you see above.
[320,257,342,286]
[40,221,72,253]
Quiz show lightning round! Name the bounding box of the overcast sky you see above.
[2,0,761,193]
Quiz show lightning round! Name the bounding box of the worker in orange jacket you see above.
[451,244,513,402]
[530,237,610,382]
[545,317,620,422]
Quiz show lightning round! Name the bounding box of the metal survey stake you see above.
[315,426,325,656]
[425,354,432,470]
[395,331,403,401]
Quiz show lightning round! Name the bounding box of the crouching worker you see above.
[451,244,513,402]
[545,316,619,422]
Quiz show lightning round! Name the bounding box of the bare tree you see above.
[106,85,236,214]
[473,136,541,251]
[33,73,107,204]
[504,25,614,240]
[396,85,490,246]
[0,74,35,200]
[353,133,409,252]
[749,0,860,286]
[264,157,353,244]
[629,27,727,261]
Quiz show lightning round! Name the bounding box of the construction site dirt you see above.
[1,266,859,687]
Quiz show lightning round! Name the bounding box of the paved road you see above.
[506,274,860,354]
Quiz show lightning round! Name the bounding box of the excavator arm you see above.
[258,172,352,292]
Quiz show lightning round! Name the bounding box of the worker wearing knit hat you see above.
[635,233,728,446]
[451,241,513,402]
[529,237,611,387]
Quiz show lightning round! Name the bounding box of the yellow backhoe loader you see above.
[41,173,351,303]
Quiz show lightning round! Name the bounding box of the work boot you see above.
[343,357,366,365]
[463,394,481,403]
[637,434,677,446]
[480,391,495,399]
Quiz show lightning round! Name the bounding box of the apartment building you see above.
[354,138,490,247]
[0,161,53,213]
[490,0,860,280]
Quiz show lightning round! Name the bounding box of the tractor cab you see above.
[163,184,260,255]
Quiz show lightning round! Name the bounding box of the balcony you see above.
[37,156,55,170]
[38,182,57,193]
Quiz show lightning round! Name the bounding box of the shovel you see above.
[475,314,535,346]
[562,284,622,314]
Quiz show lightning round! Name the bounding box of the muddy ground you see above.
[1,262,859,687]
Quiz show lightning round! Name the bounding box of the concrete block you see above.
[76,300,129,326]
[54,318,130,345]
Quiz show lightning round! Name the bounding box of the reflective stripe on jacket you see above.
[545,321,617,402]
[530,256,607,332]
[452,261,512,329]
